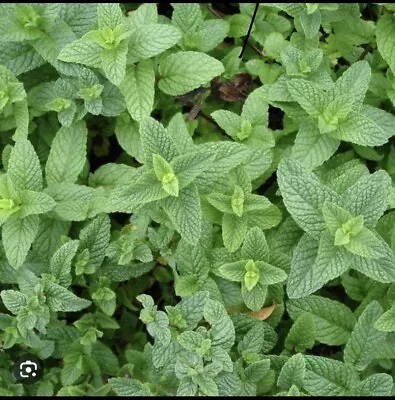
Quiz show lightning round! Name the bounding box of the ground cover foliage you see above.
[0,2,395,396]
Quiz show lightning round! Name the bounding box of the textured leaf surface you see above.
[203,298,235,351]
[161,184,202,245]
[342,170,392,228]
[45,122,88,186]
[344,301,386,371]
[158,51,224,96]
[119,60,155,122]
[8,140,42,192]
[287,295,356,345]
[278,353,305,390]
[376,14,395,74]
[292,120,340,169]
[287,233,349,299]
[128,23,181,60]
[140,117,178,164]
[79,214,111,269]
[277,158,341,236]
[352,373,394,396]
[3,215,40,269]
[303,355,360,396]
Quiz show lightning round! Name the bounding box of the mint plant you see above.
[0,3,395,397]
[216,227,287,311]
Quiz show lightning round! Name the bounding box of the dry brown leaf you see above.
[218,73,253,103]
[246,301,276,320]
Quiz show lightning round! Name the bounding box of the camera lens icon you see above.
[13,354,43,384]
[20,361,38,378]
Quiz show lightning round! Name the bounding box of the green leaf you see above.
[286,234,321,299]
[128,23,181,61]
[352,373,394,396]
[242,85,269,127]
[211,110,242,139]
[376,14,395,74]
[161,184,201,245]
[32,216,70,263]
[175,275,202,297]
[79,213,111,270]
[50,240,79,286]
[111,172,167,212]
[153,153,174,181]
[8,139,42,192]
[206,193,233,214]
[289,230,350,299]
[285,313,315,353]
[292,120,340,169]
[222,213,248,253]
[228,14,252,38]
[299,9,321,39]
[287,295,356,345]
[322,201,351,235]
[58,38,102,68]
[97,4,123,29]
[171,3,202,34]
[342,170,392,228]
[278,353,306,390]
[176,291,209,330]
[0,42,45,76]
[219,261,246,282]
[349,245,395,283]
[17,190,56,218]
[0,290,27,314]
[89,162,138,192]
[91,342,119,375]
[128,4,157,26]
[344,301,386,371]
[45,121,88,186]
[277,158,341,236]
[119,60,155,122]
[46,283,91,312]
[177,378,197,396]
[172,150,217,189]
[245,359,271,383]
[100,41,127,86]
[345,228,389,259]
[258,261,287,286]
[303,355,360,396]
[375,303,395,332]
[192,20,229,53]
[109,378,153,396]
[330,110,394,146]
[333,60,370,111]
[3,214,39,268]
[45,183,95,221]
[167,112,195,154]
[114,114,143,162]
[242,281,267,311]
[158,51,224,96]
[92,287,116,316]
[203,298,235,351]
[287,79,327,118]
[237,322,266,354]
[194,142,250,193]
[140,117,178,165]
[241,227,269,262]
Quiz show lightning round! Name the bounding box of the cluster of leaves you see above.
[0,2,395,397]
